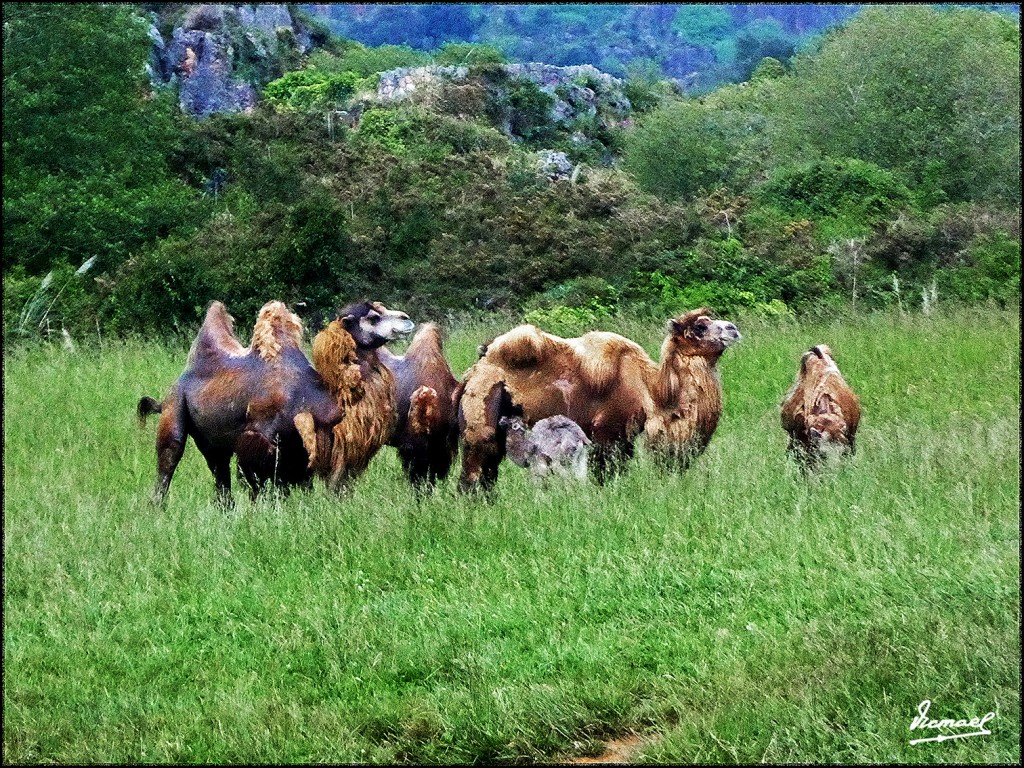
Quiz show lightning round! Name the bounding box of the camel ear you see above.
[668,319,686,335]
[340,313,357,329]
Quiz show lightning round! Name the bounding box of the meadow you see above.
[3,305,1020,764]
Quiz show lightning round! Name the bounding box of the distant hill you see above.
[302,4,862,90]
[302,3,1019,91]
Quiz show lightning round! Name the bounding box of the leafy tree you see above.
[732,20,796,81]
[769,6,1021,203]
[3,3,200,275]
[623,100,752,200]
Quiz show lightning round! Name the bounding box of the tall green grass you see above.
[3,307,1019,764]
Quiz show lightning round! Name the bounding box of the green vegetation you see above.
[3,4,1019,342]
[4,307,1019,763]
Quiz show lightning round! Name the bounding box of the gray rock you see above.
[536,150,575,181]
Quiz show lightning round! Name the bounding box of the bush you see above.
[756,158,914,232]
[263,69,363,111]
[935,232,1021,306]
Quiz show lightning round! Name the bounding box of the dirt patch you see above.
[566,734,649,764]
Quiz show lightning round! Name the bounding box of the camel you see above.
[379,323,461,490]
[458,307,741,491]
[499,415,591,481]
[780,344,861,468]
[311,300,415,492]
[138,301,344,505]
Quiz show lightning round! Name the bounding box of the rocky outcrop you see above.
[147,4,316,118]
[373,61,632,139]
[504,63,631,122]
[376,65,470,101]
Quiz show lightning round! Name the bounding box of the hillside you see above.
[2,3,1020,341]
[304,3,864,91]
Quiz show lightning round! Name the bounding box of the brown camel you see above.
[780,344,861,468]
[458,307,741,491]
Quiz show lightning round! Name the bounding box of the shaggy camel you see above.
[379,323,460,490]
[458,307,741,491]
[780,344,861,468]
[138,301,344,505]
[312,300,415,492]
[499,415,592,481]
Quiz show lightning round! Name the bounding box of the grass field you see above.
[3,306,1020,764]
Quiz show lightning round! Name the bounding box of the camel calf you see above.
[499,415,591,481]
[780,344,861,468]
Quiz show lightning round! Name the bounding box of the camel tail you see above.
[137,396,162,426]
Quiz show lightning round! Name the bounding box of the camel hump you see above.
[572,332,651,395]
[487,325,561,370]
[407,322,444,356]
[251,300,304,362]
[312,321,362,397]
[187,301,247,367]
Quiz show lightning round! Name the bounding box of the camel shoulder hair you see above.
[312,320,364,403]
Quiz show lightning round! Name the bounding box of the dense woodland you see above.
[2,3,1020,341]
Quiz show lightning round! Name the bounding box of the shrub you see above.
[262,69,363,111]
[523,304,611,337]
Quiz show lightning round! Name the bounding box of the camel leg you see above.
[194,436,234,507]
[591,441,633,484]
[238,462,265,502]
[459,441,503,494]
[151,386,187,506]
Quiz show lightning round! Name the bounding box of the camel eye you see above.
[366,310,381,322]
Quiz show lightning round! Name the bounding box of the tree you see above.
[3,3,199,274]
[623,100,750,200]
[768,6,1021,203]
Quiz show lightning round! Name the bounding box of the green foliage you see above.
[935,232,1021,306]
[2,4,203,277]
[3,4,1019,339]
[354,108,412,155]
[489,77,556,144]
[754,158,915,240]
[106,191,354,335]
[263,69,363,111]
[732,20,796,82]
[771,5,1021,204]
[309,43,430,77]
[623,101,748,200]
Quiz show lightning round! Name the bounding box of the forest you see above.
[2,3,1020,341]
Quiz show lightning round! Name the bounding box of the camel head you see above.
[338,301,415,349]
[666,307,741,358]
[800,344,836,375]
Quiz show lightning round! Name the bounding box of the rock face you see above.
[148,4,315,118]
[376,65,470,101]
[504,63,631,123]
[374,61,632,137]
